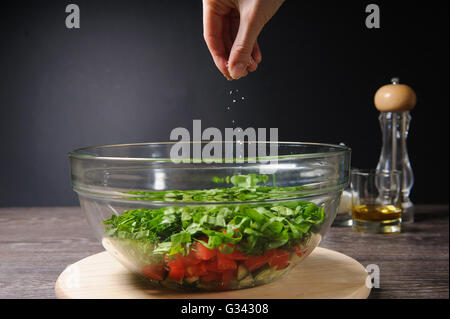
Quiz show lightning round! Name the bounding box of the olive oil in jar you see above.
[352,205,402,222]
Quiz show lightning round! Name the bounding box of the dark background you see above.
[0,0,448,206]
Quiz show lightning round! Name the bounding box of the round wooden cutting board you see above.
[55,247,371,299]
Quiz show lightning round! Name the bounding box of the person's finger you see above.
[252,41,262,64]
[227,10,265,79]
[246,41,262,72]
[229,8,240,40]
[203,3,232,80]
[222,15,233,56]
[228,9,259,72]
[247,56,258,72]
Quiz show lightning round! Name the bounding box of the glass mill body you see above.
[374,78,417,223]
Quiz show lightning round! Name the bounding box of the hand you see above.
[202,0,285,80]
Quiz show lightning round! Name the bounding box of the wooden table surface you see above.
[0,205,448,299]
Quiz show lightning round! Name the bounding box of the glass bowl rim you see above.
[69,141,351,162]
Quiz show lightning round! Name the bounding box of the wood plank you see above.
[0,205,448,299]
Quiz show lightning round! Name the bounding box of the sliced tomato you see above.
[263,249,276,260]
[168,266,184,282]
[166,256,186,282]
[201,271,221,283]
[244,255,267,271]
[167,257,184,269]
[142,264,165,281]
[217,253,237,271]
[185,265,196,277]
[193,242,217,260]
[221,269,235,287]
[221,248,248,260]
[292,246,304,258]
[198,262,209,276]
[181,252,201,266]
[244,251,274,271]
[269,249,290,270]
[204,259,220,272]
[165,251,201,270]
[185,262,208,277]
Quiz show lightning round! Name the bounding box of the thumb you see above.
[228,12,264,79]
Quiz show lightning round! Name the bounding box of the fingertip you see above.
[229,61,247,79]
[213,56,232,80]
[247,56,258,72]
[220,69,233,80]
[252,42,263,64]
[253,53,262,64]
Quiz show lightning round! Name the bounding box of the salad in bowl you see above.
[69,142,350,291]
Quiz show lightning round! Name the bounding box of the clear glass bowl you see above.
[69,142,350,291]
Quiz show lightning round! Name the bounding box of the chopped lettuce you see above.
[103,175,325,257]
[124,174,307,202]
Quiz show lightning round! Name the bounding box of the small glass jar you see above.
[351,169,402,234]
[333,186,353,227]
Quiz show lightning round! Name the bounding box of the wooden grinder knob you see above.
[374,78,417,112]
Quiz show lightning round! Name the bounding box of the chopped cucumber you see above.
[251,264,270,277]
[254,267,275,282]
[160,278,180,290]
[239,273,254,288]
[185,276,199,284]
[228,279,239,288]
[196,282,209,289]
[272,267,290,279]
[237,264,249,281]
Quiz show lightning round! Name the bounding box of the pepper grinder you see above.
[374,78,417,223]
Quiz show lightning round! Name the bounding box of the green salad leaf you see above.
[103,174,325,257]
[123,174,308,202]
